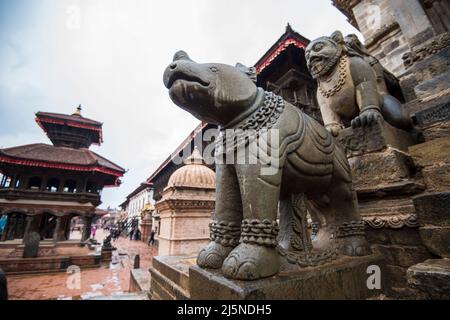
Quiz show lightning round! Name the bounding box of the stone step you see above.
[407,258,450,299]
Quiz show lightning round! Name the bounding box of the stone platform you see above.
[150,255,195,300]
[189,254,385,300]
[0,239,103,274]
[0,254,102,274]
[129,268,151,293]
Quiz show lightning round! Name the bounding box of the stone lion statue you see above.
[305,31,411,137]
[163,50,371,281]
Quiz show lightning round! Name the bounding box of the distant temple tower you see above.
[155,147,215,256]
[0,106,125,252]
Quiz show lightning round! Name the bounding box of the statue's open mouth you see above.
[308,56,327,77]
[166,73,210,89]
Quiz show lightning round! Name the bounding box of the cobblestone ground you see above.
[7,229,157,300]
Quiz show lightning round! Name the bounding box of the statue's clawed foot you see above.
[351,109,383,128]
[197,241,234,269]
[340,235,372,256]
[221,243,279,280]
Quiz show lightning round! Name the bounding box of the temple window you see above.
[28,176,42,190]
[86,181,98,194]
[46,178,60,192]
[63,180,77,193]
[14,175,21,188]
[0,174,12,188]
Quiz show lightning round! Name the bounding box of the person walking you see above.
[148,229,155,246]
[91,225,97,239]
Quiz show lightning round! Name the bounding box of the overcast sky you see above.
[0,0,361,208]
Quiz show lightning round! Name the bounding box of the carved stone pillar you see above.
[53,216,62,242]
[81,216,93,241]
[5,214,17,240]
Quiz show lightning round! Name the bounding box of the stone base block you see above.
[365,226,424,246]
[420,120,450,141]
[409,136,450,167]
[422,165,450,192]
[149,255,194,300]
[129,268,150,293]
[348,147,414,190]
[372,244,434,268]
[407,259,450,299]
[338,120,416,156]
[413,191,450,226]
[419,226,450,258]
[189,255,384,300]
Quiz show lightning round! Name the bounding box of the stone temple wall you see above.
[333,0,450,299]
[352,0,410,77]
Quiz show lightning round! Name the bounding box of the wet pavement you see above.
[7,229,157,300]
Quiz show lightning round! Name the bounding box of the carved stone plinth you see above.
[189,255,384,300]
[149,255,193,300]
[338,120,416,157]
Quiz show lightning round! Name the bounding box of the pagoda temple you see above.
[0,106,125,247]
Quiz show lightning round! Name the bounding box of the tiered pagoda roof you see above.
[0,106,125,187]
[35,105,103,148]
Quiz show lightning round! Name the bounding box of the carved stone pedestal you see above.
[338,119,416,157]
[189,255,384,300]
[150,255,193,300]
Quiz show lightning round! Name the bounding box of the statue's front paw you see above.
[221,243,279,280]
[351,109,383,128]
[197,241,234,269]
[341,236,372,256]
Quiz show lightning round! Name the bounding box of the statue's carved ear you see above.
[236,63,257,83]
[330,31,344,44]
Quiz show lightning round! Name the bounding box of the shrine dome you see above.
[167,147,215,189]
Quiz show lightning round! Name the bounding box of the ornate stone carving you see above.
[209,220,240,247]
[412,103,450,126]
[305,31,412,137]
[363,213,419,229]
[403,32,450,68]
[163,50,371,281]
[336,220,366,237]
[240,219,279,247]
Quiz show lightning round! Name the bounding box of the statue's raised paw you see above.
[340,236,372,256]
[221,243,279,280]
[197,241,234,269]
[351,109,383,128]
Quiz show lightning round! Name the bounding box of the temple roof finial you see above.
[286,23,293,33]
[73,104,82,117]
[184,146,204,165]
